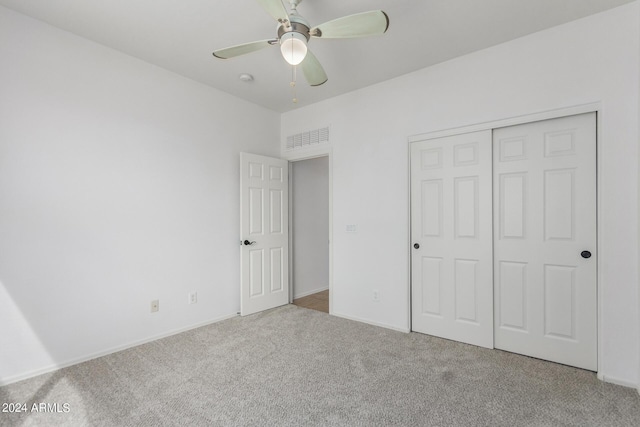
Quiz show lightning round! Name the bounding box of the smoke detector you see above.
[238,73,254,82]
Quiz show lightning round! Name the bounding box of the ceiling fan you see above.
[212,0,389,86]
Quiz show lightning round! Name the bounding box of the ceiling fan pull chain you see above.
[291,65,298,104]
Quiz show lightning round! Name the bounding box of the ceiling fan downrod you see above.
[289,0,303,12]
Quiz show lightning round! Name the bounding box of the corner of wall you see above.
[637,0,640,397]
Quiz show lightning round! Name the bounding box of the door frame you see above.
[408,102,602,375]
[286,150,334,314]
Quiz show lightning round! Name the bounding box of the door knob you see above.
[243,240,256,246]
[413,243,420,249]
[581,250,591,259]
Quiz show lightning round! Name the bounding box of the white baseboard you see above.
[293,286,329,300]
[0,312,238,387]
[331,311,410,333]
[597,372,638,389]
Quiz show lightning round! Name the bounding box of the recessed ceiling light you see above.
[238,73,254,82]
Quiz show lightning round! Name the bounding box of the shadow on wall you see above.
[0,284,91,423]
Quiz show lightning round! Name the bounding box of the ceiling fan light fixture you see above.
[280,32,307,65]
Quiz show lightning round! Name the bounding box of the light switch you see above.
[346,224,357,233]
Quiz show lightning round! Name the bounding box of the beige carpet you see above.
[1,305,639,426]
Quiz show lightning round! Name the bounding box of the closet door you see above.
[493,113,597,370]
[411,130,493,348]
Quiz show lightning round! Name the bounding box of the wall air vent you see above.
[286,126,330,151]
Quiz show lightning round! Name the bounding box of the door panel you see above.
[411,130,493,349]
[493,113,597,370]
[240,152,289,316]
[497,261,527,331]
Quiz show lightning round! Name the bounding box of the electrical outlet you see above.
[151,300,159,313]
[188,292,198,304]
[373,290,380,302]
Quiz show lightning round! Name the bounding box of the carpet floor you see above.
[1,305,639,426]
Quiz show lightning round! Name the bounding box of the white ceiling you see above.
[1,0,634,112]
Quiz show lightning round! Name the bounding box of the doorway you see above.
[289,156,330,313]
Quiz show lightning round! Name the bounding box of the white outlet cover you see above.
[346,224,357,233]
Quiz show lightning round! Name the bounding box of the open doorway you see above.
[289,156,330,313]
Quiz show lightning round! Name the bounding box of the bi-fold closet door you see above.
[410,113,597,371]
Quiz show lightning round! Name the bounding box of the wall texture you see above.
[292,156,329,299]
[282,3,640,386]
[0,6,280,384]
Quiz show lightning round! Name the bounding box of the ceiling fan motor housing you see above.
[278,14,310,42]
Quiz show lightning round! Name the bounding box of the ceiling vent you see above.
[286,126,330,151]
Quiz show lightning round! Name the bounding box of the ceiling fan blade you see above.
[311,10,389,38]
[301,49,328,86]
[212,39,276,59]
[256,0,289,23]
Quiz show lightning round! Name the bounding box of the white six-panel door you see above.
[411,130,494,348]
[493,113,597,370]
[240,152,289,316]
[410,113,597,371]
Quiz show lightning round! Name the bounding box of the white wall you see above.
[292,156,329,298]
[282,3,640,385]
[0,6,280,384]
[638,1,640,395]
